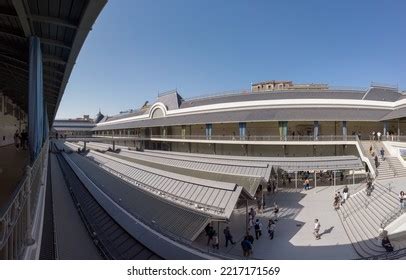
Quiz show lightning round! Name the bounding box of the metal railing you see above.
[356,137,377,177]
[0,139,49,259]
[380,208,404,229]
[91,134,358,142]
[183,86,368,103]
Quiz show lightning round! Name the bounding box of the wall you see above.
[0,95,27,147]
[246,122,279,136]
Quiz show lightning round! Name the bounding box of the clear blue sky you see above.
[56,0,406,119]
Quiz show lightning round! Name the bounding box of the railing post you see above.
[25,166,34,246]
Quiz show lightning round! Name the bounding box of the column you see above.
[342,121,347,140]
[205,124,212,140]
[28,36,44,163]
[314,121,319,140]
[398,119,400,141]
[239,122,246,140]
[383,121,388,139]
[278,121,288,140]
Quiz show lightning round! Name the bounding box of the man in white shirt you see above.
[314,219,321,240]
[377,131,382,141]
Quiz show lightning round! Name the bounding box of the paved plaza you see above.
[193,184,370,259]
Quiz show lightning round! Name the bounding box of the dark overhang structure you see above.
[0,0,107,122]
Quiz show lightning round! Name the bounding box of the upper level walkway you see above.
[88,135,359,145]
[0,144,29,213]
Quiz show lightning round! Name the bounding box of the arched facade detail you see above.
[149,102,167,119]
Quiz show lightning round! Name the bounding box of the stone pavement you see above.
[193,184,364,259]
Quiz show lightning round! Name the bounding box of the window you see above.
[151,107,164,118]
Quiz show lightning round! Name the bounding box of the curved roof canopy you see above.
[0,0,106,122]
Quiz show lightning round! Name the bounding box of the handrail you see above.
[183,86,368,103]
[380,208,404,229]
[91,134,358,142]
[0,139,49,259]
[361,247,406,260]
[356,137,377,178]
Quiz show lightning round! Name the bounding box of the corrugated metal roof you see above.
[147,149,364,172]
[80,141,271,197]
[61,148,212,242]
[62,141,242,219]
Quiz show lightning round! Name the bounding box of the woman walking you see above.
[399,191,405,210]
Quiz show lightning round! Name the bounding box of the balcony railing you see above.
[0,139,49,259]
[91,134,358,142]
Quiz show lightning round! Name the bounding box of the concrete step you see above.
[338,181,401,258]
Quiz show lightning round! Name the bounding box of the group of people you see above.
[333,186,349,210]
[371,131,397,142]
[205,224,236,250]
[13,129,28,151]
[369,145,385,169]
[241,218,277,257]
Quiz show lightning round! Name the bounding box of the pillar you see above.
[314,121,319,140]
[181,125,186,139]
[352,170,355,186]
[205,124,212,140]
[239,122,246,140]
[383,121,388,138]
[28,36,44,163]
[278,121,288,140]
[398,119,400,140]
[295,171,298,189]
[245,200,249,233]
[342,121,347,140]
[314,171,317,188]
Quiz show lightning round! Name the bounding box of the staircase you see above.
[376,159,395,180]
[337,181,405,258]
[360,140,406,179]
[386,157,406,178]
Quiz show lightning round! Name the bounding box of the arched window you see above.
[151,107,164,119]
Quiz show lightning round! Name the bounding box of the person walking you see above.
[267,219,276,240]
[382,236,394,252]
[246,232,254,245]
[374,155,379,168]
[254,219,263,240]
[377,131,382,141]
[206,224,215,245]
[14,129,20,151]
[273,202,279,221]
[314,219,321,240]
[241,237,253,257]
[248,215,254,231]
[223,226,235,247]
[249,207,256,221]
[337,191,343,206]
[212,233,219,250]
[380,147,385,161]
[333,194,340,210]
[21,129,28,150]
[342,185,349,203]
[267,180,272,194]
[399,191,405,210]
